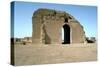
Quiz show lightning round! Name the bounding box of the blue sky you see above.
[11,1,97,38]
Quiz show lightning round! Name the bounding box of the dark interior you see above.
[62,24,70,44]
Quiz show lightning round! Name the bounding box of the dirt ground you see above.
[13,43,97,66]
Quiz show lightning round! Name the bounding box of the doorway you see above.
[62,24,70,44]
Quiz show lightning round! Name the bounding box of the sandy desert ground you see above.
[12,43,97,66]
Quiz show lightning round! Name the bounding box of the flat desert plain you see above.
[13,43,97,66]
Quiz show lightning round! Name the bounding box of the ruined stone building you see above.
[32,8,86,44]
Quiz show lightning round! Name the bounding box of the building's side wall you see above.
[32,16,42,44]
[69,20,86,43]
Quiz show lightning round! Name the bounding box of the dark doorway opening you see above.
[64,18,68,22]
[62,24,70,44]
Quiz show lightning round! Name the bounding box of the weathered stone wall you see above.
[32,16,42,44]
[43,15,64,44]
[32,8,86,44]
[68,20,86,43]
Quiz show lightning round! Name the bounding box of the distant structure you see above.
[14,37,32,45]
[22,37,32,45]
[32,8,87,44]
[86,37,96,43]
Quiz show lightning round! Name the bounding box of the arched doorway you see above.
[62,24,70,44]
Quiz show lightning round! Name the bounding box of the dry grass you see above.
[13,43,97,66]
